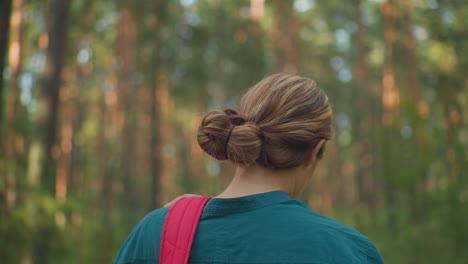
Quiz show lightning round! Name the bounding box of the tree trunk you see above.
[33,1,72,263]
[55,70,75,203]
[381,0,399,126]
[402,1,425,115]
[353,0,373,229]
[0,0,12,127]
[116,0,137,210]
[271,0,298,74]
[1,0,22,218]
[149,64,162,209]
[401,0,429,223]
[149,75,162,209]
[212,0,226,108]
[39,0,71,195]
[55,0,93,206]
[381,0,400,233]
[147,1,168,209]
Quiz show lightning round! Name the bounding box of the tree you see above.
[115,0,137,211]
[381,0,399,127]
[271,0,298,74]
[33,0,72,263]
[39,0,72,195]
[0,0,12,127]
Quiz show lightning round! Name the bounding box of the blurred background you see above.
[0,0,467,263]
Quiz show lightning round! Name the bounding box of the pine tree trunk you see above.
[381,0,399,126]
[39,0,71,195]
[148,1,168,208]
[401,0,428,223]
[381,0,399,233]
[116,0,137,209]
[271,0,298,74]
[149,78,162,209]
[34,1,71,262]
[149,63,162,209]
[55,71,75,203]
[353,0,372,229]
[1,0,20,218]
[0,0,12,127]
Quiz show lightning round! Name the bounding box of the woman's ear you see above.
[307,139,327,166]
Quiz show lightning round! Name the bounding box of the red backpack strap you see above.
[159,196,211,264]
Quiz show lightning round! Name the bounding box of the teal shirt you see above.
[113,191,384,264]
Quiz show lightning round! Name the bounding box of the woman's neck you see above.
[215,165,306,199]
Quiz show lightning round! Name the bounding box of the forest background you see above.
[0,0,467,263]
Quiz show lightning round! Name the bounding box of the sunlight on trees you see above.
[0,0,467,263]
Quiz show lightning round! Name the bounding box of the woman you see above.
[113,73,384,264]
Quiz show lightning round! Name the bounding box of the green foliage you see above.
[0,0,467,263]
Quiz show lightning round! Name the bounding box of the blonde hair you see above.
[197,73,334,169]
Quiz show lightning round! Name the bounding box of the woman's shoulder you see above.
[112,207,170,264]
[308,212,384,263]
[140,206,171,226]
[127,206,170,241]
[276,200,384,263]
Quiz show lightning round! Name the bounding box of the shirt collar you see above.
[203,190,291,215]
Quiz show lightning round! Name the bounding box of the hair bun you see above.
[197,110,262,165]
[223,108,247,125]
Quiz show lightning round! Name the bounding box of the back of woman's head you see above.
[197,73,334,169]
